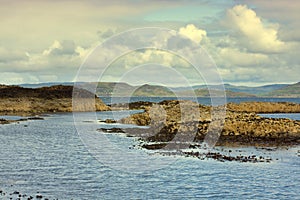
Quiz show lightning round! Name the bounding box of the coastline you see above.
[1,85,299,149]
[114,100,300,149]
[0,85,110,117]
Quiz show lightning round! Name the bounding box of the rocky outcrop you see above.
[0,117,43,125]
[118,100,300,147]
[227,102,300,113]
[110,101,154,110]
[0,85,110,115]
[0,118,15,124]
[219,111,300,146]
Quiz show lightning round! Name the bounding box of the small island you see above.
[0,85,110,116]
[97,100,300,162]
[109,100,300,148]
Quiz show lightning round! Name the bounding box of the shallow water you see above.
[259,113,300,121]
[0,112,299,199]
[100,96,300,105]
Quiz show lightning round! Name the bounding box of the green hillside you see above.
[264,82,300,97]
[17,81,300,97]
[132,84,174,96]
[186,83,287,95]
[179,89,256,97]
[96,82,135,96]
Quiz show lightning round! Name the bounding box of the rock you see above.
[227,102,300,113]
[119,100,300,147]
[0,118,11,124]
[98,128,125,133]
[0,85,110,115]
[142,143,168,150]
[99,119,117,123]
[27,117,44,120]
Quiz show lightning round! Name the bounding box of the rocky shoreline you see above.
[0,85,110,116]
[96,100,300,162]
[0,116,44,125]
[116,100,300,146]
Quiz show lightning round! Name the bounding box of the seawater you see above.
[100,96,300,105]
[0,111,300,199]
[0,110,299,199]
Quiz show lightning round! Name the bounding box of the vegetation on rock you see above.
[0,85,110,115]
[118,100,300,147]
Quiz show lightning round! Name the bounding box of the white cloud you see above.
[107,49,190,77]
[0,47,28,63]
[0,1,298,86]
[43,40,62,56]
[0,39,87,84]
[224,5,286,53]
[219,47,269,66]
[76,46,92,59]
[179,24,207,44]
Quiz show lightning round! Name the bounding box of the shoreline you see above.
[0,85,110,117]
[114,100,300,150]
[1,96,300,151]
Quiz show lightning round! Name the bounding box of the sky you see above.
[0,0,299,86]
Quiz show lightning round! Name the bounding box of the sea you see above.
[100,96,300,106]
[0,97,299,199]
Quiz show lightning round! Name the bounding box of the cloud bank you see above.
[0,1,299,86]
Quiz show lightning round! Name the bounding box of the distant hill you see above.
[96,83,175,97]
[132,84,174,97]
[14,81,299,97]
[96,82,135,96]
[184,83,288,95]
[224,84,288,96]
[20,82,74,88]
[96,83,256,97]
[264,82,300,97]
[177,88,256,97]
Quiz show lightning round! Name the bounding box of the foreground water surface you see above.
[0,110,299,199]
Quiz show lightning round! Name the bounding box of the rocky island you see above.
[97,100,300,162]
[107,101,300,148]
[0,85,110,116]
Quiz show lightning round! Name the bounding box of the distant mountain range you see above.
[17,81,300,97]
[171,83,288,95]
[20,82,74,88]
[263,82,300,97]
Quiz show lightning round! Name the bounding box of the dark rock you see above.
[142,143,167,150]
[99,119,117,123]
[98,128,125,133]
[28,117,44,120]
[0,118,11,124]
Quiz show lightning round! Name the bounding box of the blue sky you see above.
[0,0,299,86]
